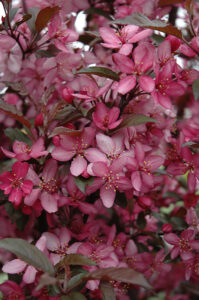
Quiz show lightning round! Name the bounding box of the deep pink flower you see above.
[24,159,60,213]
[91,159,131,208]
[92,102,122,131]
[100,25,152,55]
[0,280,25,300]
[1,137,48,161]
[164,228,199,261]
[52,127,95,176]
[152,61,186,109]
[127,142,164,192]
[0,161,33,206]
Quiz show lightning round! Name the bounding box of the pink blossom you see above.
[92,102,122,131]
[24,159,60,213]
[52,127,95,176]
[1,137,48,161]
[0,281,25,300]
[164,228,199,261]
[100,25,152,55]
[0,161,33,207]
[91,160,131,207]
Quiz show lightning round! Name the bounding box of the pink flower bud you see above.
[81,169,90,178]
[62,122,76,130]
[62,87,74,104]
[162,223,173,233]
[34,113,43,127]
[53,135,60,146]
[138,196,152,209]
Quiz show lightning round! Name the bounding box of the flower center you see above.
[40,177,58,193]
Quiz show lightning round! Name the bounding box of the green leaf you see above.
[84,8,112,20]
[0,99,31,129]
[87,267,151,289]
[58,254,96,267]
[100,281,116,300]
[4,128,32,145]
[74,177,94,194]
[193,79,199,101]
[117,114,157,130]
[0,273,8,284]
[170,216,187,230]
[77,67,120,82]
[61,292,87,300]
[14,14,32,29]
[49,127,82,138]
[0,238,55,276]
[113,12,182,39]
[67,272,88,290]
[35,6,60,32]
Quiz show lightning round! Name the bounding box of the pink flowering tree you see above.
[0,0,199,299]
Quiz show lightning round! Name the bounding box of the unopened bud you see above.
[62,87,74,104]
[34,113,43,127]
[162,223,173,233]
[138,196,152,209]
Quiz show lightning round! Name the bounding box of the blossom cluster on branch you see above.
[0,0,199,299]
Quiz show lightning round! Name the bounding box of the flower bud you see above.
[62,87,74,104]
[138,196,152,209]
[162,223,173,233]
[34,113,43,127]
[52,135,60,146]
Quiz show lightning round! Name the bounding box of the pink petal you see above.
[139,75,155,93]
[108,107,120,124]
[12,161,29,178]
[24,188,41,206]
[96,133,115,155]
[42,232,60,251]
[181,228,195,240]
[92,162,109,177]
[70,156,87,176]
[52,147,75,161]
[35,236,47,252]
[84,148,107,163]
[21,180,33,194]
[9,188,23,205]
[119,43,133,55]
[131,171,141,191]
[99,27,121,45]
[190,240,199,250]
[1,147,15,158]
[23,266,37,284]
[59,227,71,246]
[125,240,138,256]
[128,29,152,43]
[100,185,116,208]
[2,259,26,274]
[43,159,57,181]
[117,76,136,95]
[112,53,134,73]
[164,233,180,245]
[170,246,180,259]
[31,137,48,158]
[93,102,108,123]
[40,192,58,213]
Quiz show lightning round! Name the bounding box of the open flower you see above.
[0,161,33,207]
